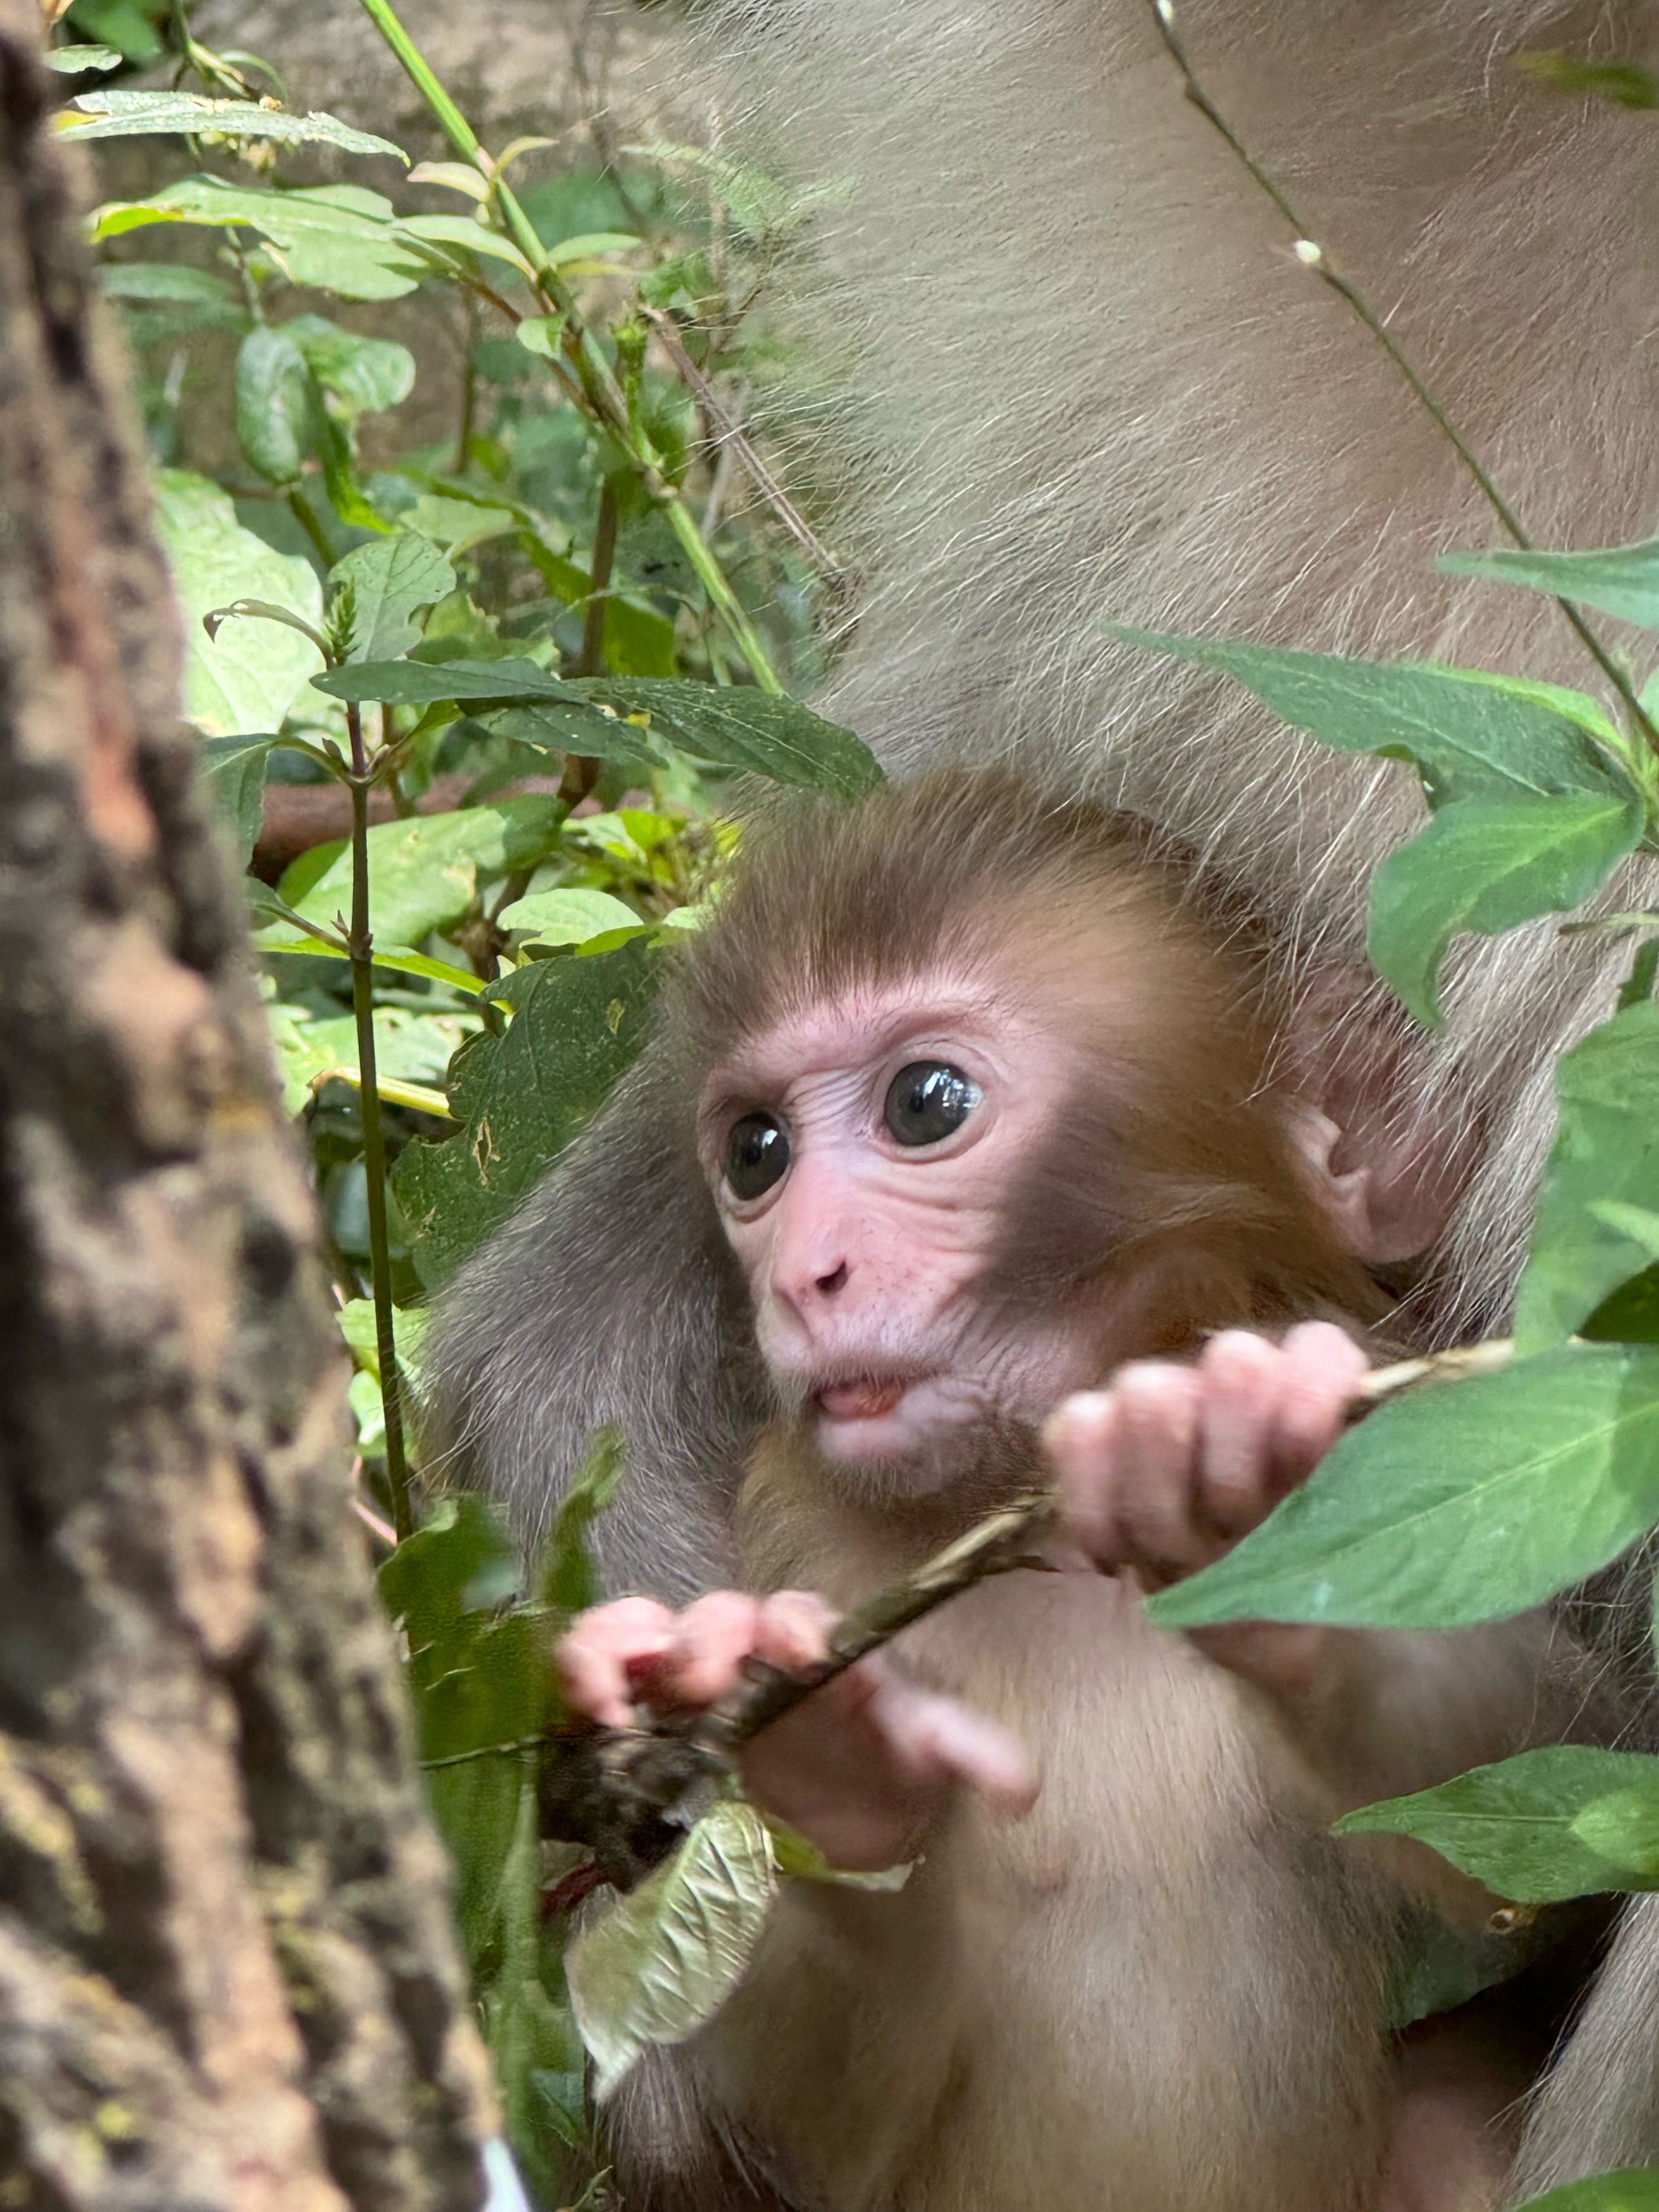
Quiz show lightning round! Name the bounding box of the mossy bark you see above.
[0,15,493,2206]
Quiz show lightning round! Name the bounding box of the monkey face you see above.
[697,968,1107,1487]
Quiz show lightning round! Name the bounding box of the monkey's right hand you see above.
[557,1592,1036,1872]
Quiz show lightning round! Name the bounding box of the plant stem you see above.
[577,478,619,677]
[344,698,413,1540]
[287,485,335,570]
[354,0,784,693]
[1148,0,1659,756]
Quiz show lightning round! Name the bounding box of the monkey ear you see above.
[1281,976,1482,1266]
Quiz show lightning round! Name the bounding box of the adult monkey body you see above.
[424,0,1659,2194]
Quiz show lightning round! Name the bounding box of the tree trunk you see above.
[0,14,494,2208]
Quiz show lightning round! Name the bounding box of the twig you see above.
[344,698,414,1539]
[1148,0,1659,758]
[697,1336,1516,1753]
[643,307,856,608]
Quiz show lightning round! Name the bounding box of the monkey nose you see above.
[814,1260,849,1296]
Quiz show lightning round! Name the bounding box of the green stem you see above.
[353,0,783,694]
[344,699,414,1541]
[577,478,620,677]
[287,485,335,570]
[1149,0,1659,758]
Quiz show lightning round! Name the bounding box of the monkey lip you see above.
[814,1375,916,1420]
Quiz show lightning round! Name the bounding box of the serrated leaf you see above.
[1104,626,1631,805]
[486,702,659,772]
[65,89,407,159]
[198,733,273,863]
[1442,538,1659,630]
[235,325,313,486]
[496,888,644,946]
[153,470,323,736]
[316,655,586,707]
[1516,1002,1659,1350]
[574,680,880,798]
[331,534,454,663]
[93,178,426,301]
[1148,1343,1659,1631]
[1367,790,1644,1026]
[392,938,657,1283]
[568,1800,777,2099]
[1335,1746,1659,1900]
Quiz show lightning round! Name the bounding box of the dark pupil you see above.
[725,1112,790,1200]
[885,1061,979,1147]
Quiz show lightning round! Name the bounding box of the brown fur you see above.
[601,776,1574,2212]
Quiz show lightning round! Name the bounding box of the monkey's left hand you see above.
[1043,1321,1369,1689]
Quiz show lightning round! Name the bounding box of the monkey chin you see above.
[810,1377,1037,1501]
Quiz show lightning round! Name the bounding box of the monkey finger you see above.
[1194,1331,1282,1538]
[866,1675,1038,1817]
[557,1595,680,1727]
[650,1590,768,1707]
[1262,1322,1370,1493]
[1107,1362,1205,1572]
[752,1589,839,1673]
[1044,1389,1126,1562]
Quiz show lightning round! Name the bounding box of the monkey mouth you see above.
[814,1375,915,1420]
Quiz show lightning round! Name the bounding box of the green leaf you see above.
[315,662,878,793]
[100,260,236,305]
[235,325,313,486]
[1441,538,1659,630]
[1517,2175,1659,2212]
[400,493,520,554]
[198,734,273,864]
[153,471,323,737]
[1104,627,1630,805]
[1366,790,1644,1026]
[64,89,406,160]
[567,1800,778,2099]
[286,314,416,417]
[93,178,427,301]
[392,938,657,1283]
[1516,1002,1659,1351]
[263,999,475,1116]
[578,680,880,798]
[331,534,454,663]
[1335,1746,1659,1900]
[271,797,565,946]
[497,888,644,947]
[45,42,122,70]
[394,211,540,280]
[258,937,484,997]
[761,1817,911,1892]
[486,702,659,773]
[1147,1343,1659,1631]
[335,1296,428,1384]
[315,655,595,707]
[535,1429,627,1620]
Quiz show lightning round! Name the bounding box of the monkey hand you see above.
[557,1591,1037,1872]
[1042,1320,1370,1692]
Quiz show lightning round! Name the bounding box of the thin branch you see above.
[1148,0,1659,757]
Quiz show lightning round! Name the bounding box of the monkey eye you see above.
[723,1110,791,1201]
[883,1061,982,1147]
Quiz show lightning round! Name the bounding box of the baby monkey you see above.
[559,771,1577,2212]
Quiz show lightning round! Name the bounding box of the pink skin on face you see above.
[557,983,1373,1870]
[697,976,1104,1480]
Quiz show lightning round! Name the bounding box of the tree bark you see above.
[0,14,494,2208]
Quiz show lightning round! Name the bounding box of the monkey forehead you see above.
[697,969,1044,1101]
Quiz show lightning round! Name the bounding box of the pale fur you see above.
[697,0,1659,1335]
[423,2,1659,2189]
